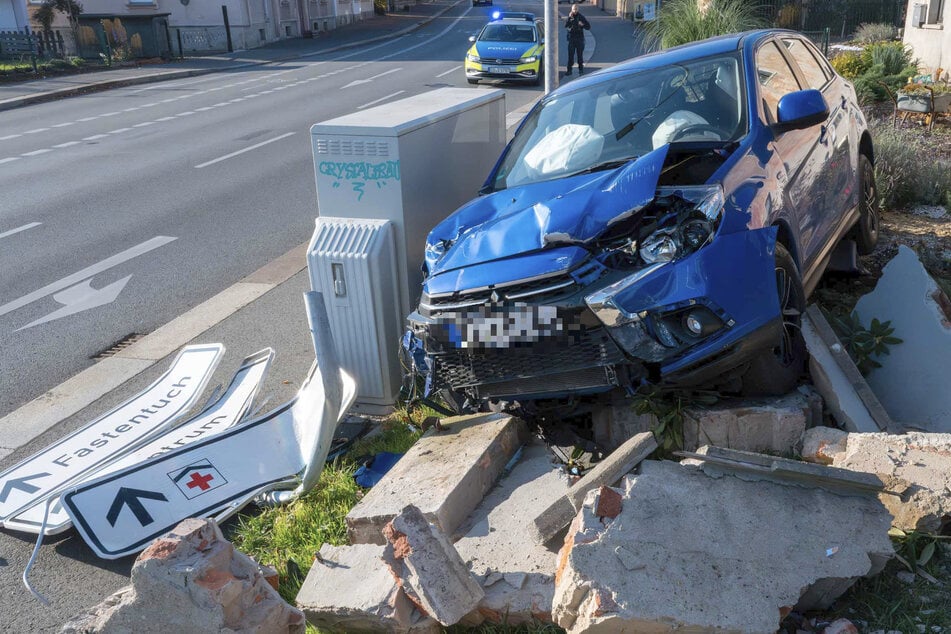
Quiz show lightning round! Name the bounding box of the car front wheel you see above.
[467,77,478,84]
[739,243,806,396]
[851,153,879,255]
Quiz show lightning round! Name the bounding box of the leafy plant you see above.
[888,528,951,575]
[866,42,915,76]
[640,0,766,50]
[828,311,902,374]
[632,387,719,456]
[32,0,82,31]
[871,121,951,210]
[853,22,898,44]
[830,51,871,79]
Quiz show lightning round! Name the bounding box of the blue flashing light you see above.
[491,10,501,19]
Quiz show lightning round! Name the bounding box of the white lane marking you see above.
[161,98,177,103]
[0,236,178,318]
[83,134,108,140]
[155,116,175,122]
[78,117,98,122]
[177,111,196,116]
[52,122,74,128]
[195,107,214,111]
[436,65,462,78]
[194,132,295,169]
[133,121,155,127]
[22,149,51,156]
[53,141,80,148]
[109,128,132,134]
[141,103,158,108]
[0,134,22,140]
[101,112,120,117]
[24,128,49,135]
[123,107,139,112]
[0,157,20,164]
[358,91,405,110]
[0,222,41,241]
[342,67,403,89]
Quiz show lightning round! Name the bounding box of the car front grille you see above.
[431,325,627,393]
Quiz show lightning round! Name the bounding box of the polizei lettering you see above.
[51,377,192,468]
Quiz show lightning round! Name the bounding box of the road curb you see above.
[0,0,466,113]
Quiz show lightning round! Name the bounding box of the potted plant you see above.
[897,82,951,113]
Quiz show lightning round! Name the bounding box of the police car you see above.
[465,12,544,85]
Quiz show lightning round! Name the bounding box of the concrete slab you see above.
[382,505,484,626]
[454,440,569,624]
[832,432,951,533]
[802,305,894,433]
[346,413,529,545]
[532,432,657,544]
[551,460,894,633]
[296,543,414,632]
[854,245,951,431]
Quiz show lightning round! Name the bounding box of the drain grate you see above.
[93,333,146,360]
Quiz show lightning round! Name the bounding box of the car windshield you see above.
[491,52,747,190]
[479,23,537,43]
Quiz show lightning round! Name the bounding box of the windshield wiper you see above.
[567,156,639,177]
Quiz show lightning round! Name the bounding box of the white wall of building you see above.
[1,0,29,30]
[903,0,949,78]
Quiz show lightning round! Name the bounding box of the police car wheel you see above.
[467,78,478,84]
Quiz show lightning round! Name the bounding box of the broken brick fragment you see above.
[594,485,622,519]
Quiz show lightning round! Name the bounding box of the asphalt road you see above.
[0,4,643,630]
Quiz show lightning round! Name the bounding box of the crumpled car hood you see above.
[426,145,668,278]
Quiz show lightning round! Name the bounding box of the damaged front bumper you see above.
[405,227,781,401]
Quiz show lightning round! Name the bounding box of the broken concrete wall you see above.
[454,440,569,624]
[854,245,951,431]
[346,413,528,545]
[552,460,893,633]
[593,392,816,455]
[62,518,305,633]
[831,432,951,533]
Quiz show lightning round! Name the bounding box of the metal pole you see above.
[222,5,234,52]
[544,0,559,94]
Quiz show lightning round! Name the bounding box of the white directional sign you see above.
[3,348,273,536]
[0,344,223,525]
[63,360,356,559]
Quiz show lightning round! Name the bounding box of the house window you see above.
[928,0,944,24]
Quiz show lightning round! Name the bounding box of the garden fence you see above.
[756,0,905,40]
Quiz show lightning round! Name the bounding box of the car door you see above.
[754,38,830,275]
[781,36,855,249]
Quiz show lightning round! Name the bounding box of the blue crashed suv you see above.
[405,30,879,404]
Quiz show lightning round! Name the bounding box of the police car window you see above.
[755,41,802,123]
[782,38,829,90]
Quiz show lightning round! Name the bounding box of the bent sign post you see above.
[3,348,273,536]
[63,292,356,559]
[0,344,224,527]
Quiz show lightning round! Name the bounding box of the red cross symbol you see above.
[186,472,214,491]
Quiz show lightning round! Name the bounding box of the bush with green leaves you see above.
[827,310,902,374]
[640,0,765,50]
[830,51,872,79]
[853,22,898,44]
[871,121,951,210]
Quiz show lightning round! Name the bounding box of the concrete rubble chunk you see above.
[382,504,485,626]
[61,517,305,634]
[454,440,569,624]
[533,431,657,544]
[802,304,894,433]
[295,543,414,632]
[802,426,850,465]
[832,431,951,533]
[346,413,529,545]
[593,393,816,454]
[552,460,894,634]
[854,245,951,431]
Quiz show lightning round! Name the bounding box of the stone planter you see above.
[897,90,951,113]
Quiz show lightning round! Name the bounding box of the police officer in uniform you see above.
[565,3,591,76]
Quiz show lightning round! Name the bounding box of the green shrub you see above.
[853,22,897,44]
[866,42,914,76]
[640,0,766,50]
[831,51,871,79]
[871,122,951,210]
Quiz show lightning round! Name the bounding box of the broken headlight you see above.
[640,185,724,265]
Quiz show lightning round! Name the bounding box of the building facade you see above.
[0,0,29,31]
[903,0,947,77]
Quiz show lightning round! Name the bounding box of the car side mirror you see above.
[469,35,476,43]
[772,89,829,135]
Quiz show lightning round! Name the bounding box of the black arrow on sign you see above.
[0,472,50,503]
[106,487,168,527]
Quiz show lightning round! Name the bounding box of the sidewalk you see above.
[0,0,464,112]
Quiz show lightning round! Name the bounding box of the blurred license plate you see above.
[436,305,575,349]
[490,66,511,74]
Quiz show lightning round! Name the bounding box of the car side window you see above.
[755,41,802,124]
[782,38,829,90]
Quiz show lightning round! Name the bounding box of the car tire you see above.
[850,153,879,255]
[739,243,806,396]
[467,78,478,84]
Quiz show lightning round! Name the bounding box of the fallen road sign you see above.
[3,348,273,536]
[63,291,356,559]
[0,344,223,526]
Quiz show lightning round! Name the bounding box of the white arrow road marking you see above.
[195,132,295,169]
[341,67,403,89]
[436,65,462,78]
[358,91,406,110]
[0,236,177,319]
[17,275,132,331]
[0,222,41,241]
